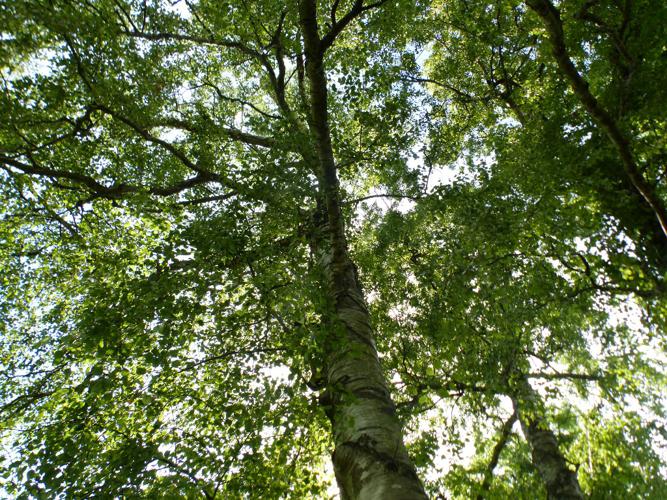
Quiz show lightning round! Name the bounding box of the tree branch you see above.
[320,0,389,52]
[526,372,602,381]
[477,411,518,499]
[402,74,493,105]
[123,29,263,59]
[200,81,281,120]
[0,155,224,203]
[178,347,289,372]
[526,0,667,240]
[154,116,277,149]
[343,193,421,205]
[92,104,216,177]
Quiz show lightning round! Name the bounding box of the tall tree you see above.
[511,378,583,499]
[297,1,427,497]
[0,0,427,497]
[354,176,666,496]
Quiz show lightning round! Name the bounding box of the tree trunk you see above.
[512,379,583,500]
[298,1,428,498]
[309,215,428,499]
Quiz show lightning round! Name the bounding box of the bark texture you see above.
[512,379,583,500]
[308,217,427,499]
[526,0,667,240]
[298,1,428,498]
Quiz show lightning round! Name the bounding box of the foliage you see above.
[1,0,666,498]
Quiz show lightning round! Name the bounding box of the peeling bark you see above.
[512,379,583,500]
[308,218,427,499]
[297,1,428,498]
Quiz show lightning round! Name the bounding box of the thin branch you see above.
[235,0,291,114]
[123,29,263,59]
[176,193,236,206]
[201,80,281,120]
[526,372,602,381]
[0,390,55,418]
[154,454,214,500]
[178,347,288,372]
[331,0,342,25]
[156,116,277,149]
[0,155,223,203]
[1,155,116,194]
[402,74,493,104]
[184,0,215,37]
[343,193,421,205]
[270,10,289,109]
[92,104,215,177]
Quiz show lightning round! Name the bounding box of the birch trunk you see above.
[297,1,428,497]
[512,380,583,500]
[309,220,428,499]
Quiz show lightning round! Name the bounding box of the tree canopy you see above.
[1,0,666,498]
